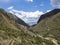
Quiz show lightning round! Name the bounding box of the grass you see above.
[0,9,60,45]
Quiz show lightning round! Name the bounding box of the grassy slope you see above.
[31,12,60,45]
[0,9,56,45]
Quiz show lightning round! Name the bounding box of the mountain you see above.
[31,9,60,45]
[0,8,55,45]
[38,9,60,23]
[0,8,60,45]
[0,9,29,27]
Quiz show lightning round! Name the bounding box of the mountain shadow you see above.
[0,8,29,27]
[38,9,60,23]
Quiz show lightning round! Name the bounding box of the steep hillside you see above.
[31,9,60,45]
[38,9,60,23]
[0,9,56,45]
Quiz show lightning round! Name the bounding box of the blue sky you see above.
[0,0,55,12]
[0,0,60,25]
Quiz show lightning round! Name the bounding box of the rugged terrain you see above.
[31,9,60,45]
[0,8,60,45]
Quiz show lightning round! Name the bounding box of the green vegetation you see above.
[31,12,60,45]
[0,9,60,45]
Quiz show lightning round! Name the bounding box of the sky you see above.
[0,0,60,25]
[0,0,54,12]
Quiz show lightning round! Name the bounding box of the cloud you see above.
[8,7,44,25]
[51,0,60,8]
[8,6,13,9]
[8,7,44,17]
[25,0,33,2]
[0,0,10,2]
[46,10,51,12]
[8,9,44,18]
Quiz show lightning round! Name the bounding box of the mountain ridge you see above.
[37,9,60,23]
[0,8,29,27]
[31,8,60,45]
[0,8,60,45]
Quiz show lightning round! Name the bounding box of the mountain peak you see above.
[53,8,60,10]
[0,9,29,27]
[52,8,60,13]
[37,9,60,23]
[0,8,5,12]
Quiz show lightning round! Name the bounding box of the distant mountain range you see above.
[0,8,60,45]
[8,9,42,26]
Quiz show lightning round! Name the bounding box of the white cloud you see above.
[0,0,10,2]
[51,0,60,8]
[47,10,51,12]
[25,0,33,2]
[8,6,13,9]
[9,11,14,14]
[18,10,43,17]
[7,7,44,25]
